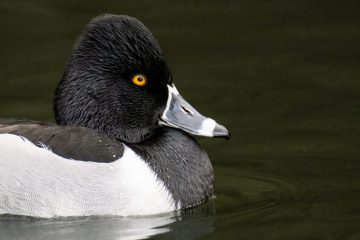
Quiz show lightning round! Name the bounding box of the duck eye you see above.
[132,74,147,87]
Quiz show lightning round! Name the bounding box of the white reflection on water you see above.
[0,213,177,240]
[0,196,216,240]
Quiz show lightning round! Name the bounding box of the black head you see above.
[54,14,229,143]
[54,15,171,143]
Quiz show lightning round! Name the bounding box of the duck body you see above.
[0,14,227,218]
[0,121,213,217]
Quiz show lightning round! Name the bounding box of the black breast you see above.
[128,127,214,209]
[0,119,124,162]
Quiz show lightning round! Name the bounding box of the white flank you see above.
[0,134,178,218]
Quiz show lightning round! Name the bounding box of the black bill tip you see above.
[213,123,230,140]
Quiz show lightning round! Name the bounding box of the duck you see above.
[0,14,229,218]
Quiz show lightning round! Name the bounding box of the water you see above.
[0,0,360,239]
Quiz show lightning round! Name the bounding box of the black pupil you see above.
[137,77,143,82]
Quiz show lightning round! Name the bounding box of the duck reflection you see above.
[0,201,215,240]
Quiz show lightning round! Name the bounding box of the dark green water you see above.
[1,0,360,239]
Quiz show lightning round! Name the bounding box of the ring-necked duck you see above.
[0,14,229,218]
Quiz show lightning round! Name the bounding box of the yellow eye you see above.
[132,74,147,86]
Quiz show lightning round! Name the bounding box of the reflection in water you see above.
[0,202,216,240]
[0,214,176,240]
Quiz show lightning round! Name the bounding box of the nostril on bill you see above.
[181,106,193,116]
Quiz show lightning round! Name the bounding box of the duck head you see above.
[54,14,229,143]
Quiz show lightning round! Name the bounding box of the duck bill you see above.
[159,84,230,139]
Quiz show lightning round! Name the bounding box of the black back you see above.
[0,120,124,162]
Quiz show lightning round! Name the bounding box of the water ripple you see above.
[214,166,309,217]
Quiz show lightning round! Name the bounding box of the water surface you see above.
[0,0,360,239]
